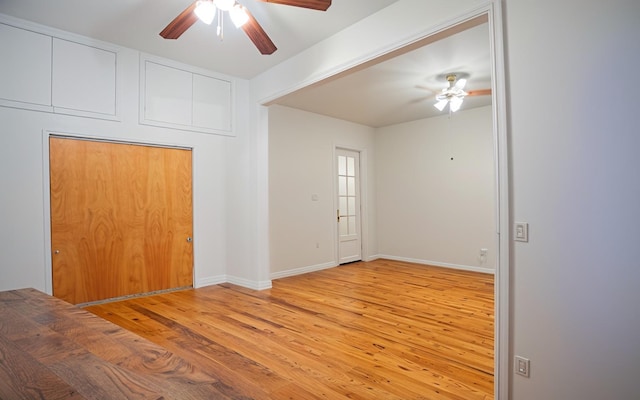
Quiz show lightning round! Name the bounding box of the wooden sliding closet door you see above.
[50,137,193,304]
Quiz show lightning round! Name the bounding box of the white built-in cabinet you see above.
[0,19,119,120]
[0,14,235,136]
[0,22,52,110]
[140,55,234,136]
[52,38,117,118]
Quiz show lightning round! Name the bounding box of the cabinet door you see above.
[193,73,232,132]
[52,38,117,116]
[143,61,192,126]
[0,23,51,108]
[140,55,235,136]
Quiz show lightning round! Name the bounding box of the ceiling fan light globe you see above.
[195,0,216,25]
[230,4,249,27]
[455,78,467,89]
[450,96,463,112]
[214,0,236,11]
[434,99,448,111]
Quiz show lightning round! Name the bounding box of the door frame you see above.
[332,145,370,265]
[41,131,195,296]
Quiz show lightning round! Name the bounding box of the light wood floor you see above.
[86,259,494,399]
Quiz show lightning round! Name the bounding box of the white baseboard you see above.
[195,275,272,290]
[378,254,495,275]
[227,275,273,290]
[195,275,226,288]
[195,255,492,292]
[270,261,337,280]
[364,254,381,262]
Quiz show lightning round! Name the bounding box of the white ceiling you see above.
[0,0,491,128]
[0,0,399,79]
[274,21,492,127]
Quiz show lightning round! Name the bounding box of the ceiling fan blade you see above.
[160,2,198,39]
[455,78,467,90]
[255,0,331,11]
[241,10,278,55]
[415,84,437,94]
[467,88,492,96]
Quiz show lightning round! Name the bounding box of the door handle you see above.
[187,236,193,243]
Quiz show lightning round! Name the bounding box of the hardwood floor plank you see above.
[124,299,367,399]
[86,260,494,399]
[249,284,493,371]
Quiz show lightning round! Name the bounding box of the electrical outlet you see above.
[515,356,530,377]
[479,248,488,256]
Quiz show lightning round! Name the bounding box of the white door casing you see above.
[336,148,362,264]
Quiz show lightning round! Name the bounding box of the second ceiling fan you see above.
[160,0,332,55]
[433,73,491,113]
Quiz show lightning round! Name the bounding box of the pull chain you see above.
[217,10,224,39]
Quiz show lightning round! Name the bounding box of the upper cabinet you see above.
[52,38,117,118]
[0,15,236,136]
[140,54,234,136]
[0,23,52,111]
[0,18,120,120]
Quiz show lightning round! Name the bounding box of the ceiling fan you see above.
[160,0,332,55]
[433,73,491,113]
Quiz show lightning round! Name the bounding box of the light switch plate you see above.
[515,356,530,377]
[515,222,528,242]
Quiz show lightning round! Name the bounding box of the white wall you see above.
[0,22,254,292]
[376,106,496,271]
[268,105,376,276]
[255,0,491,281]
[269,104,495,278]
[505,0,640,398]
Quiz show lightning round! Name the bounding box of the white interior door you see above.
[336,149,362,264]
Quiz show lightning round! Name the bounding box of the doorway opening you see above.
[264,4,508,397]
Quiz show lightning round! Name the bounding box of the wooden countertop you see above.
[0,288,253,399]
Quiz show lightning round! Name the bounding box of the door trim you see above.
[333,145,369,265]
[487,3,510,397]
[42,130,194,296]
